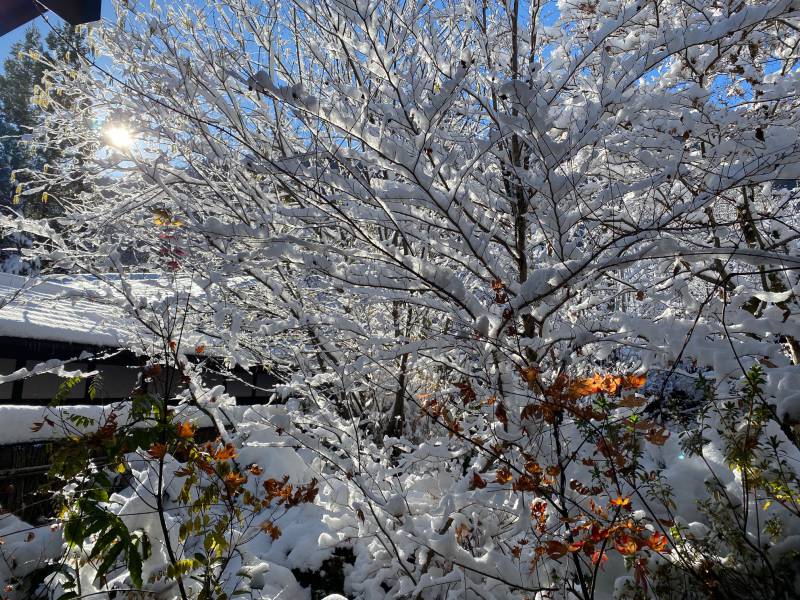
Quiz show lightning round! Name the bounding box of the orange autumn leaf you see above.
[455,523,471,545]
[495,466,513,484]
[520,366,539,387]
[196,459,215,475]
[546,465,560,477]
[530,500,547,516]
[147,443,167,460]
[513,474,536,492]
[614,533,639,556]
[471,471,487,489]
[248,463,264,476]
[177,421,196,438]
[214,443,238,461]
[260,520,282,540]
[569,374,605,397]
[611,495,632,509]
[524,460,542,474]
[592,549,608,566]
[224,472,247,494]
[603,374,622,393]
[580,373,623,396]
[646,531,669,553]
[194,344,206,354]
[645,427,670,446]
[621,374,647,389]
[556,372,648,400]
[618,394,645,408]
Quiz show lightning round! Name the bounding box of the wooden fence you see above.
[0,427,219,522]
[0,439,56,522]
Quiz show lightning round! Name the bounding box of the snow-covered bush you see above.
[4,0,800,597]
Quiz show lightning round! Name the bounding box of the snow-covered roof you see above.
[0,273,128,347]
[0,273,231,360]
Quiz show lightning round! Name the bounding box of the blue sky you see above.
[0,15,61,64]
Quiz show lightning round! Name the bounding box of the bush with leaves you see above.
[26,379,319,600]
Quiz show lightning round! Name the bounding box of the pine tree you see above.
[0,24,92,274]
[0,27,46,207]
[0,114,15,203]
[30,24,92,220]
[0,28,46,132]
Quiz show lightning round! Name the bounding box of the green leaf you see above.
[95,539,126,582]
[128,544,143,588]
[88,374,103,401]
[89,528,119,560]
[50,376,83,407]
[63,517,83,546]
[141,532,151,560]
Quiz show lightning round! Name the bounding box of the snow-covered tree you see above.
[5,0,800,598]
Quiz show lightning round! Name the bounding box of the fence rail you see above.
[0,427,218,521]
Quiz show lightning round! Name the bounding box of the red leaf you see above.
[545,540,568,559]
[471,471,487,489]
[147,443,167,459]
[495,402,508,425]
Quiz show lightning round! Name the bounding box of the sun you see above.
[104,124,133,149]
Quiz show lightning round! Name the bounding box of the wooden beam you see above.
[0,0,102,37]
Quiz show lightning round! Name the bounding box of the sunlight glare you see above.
[105,124,133,149]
